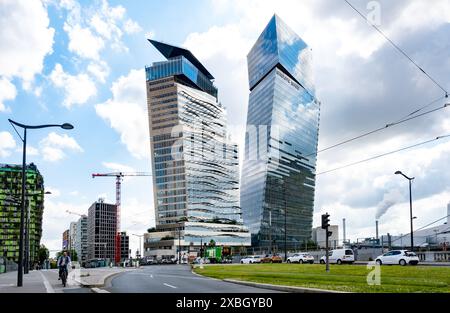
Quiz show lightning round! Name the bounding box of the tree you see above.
[37,244,49,264]
[147,227,157,233]
[57,249,78,261]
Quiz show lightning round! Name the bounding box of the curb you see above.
[192,266,346,293]
[222,279,349,293]
[72,269,134,288]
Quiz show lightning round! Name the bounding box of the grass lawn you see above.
[192,263,450,293]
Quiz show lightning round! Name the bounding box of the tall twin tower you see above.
[145,14,320,255]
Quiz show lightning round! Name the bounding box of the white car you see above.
[375,250,419,266]
[320,249,354,264]
[287,253,315,264]
[240,256,262,264]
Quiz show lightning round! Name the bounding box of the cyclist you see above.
[57,251,71,283]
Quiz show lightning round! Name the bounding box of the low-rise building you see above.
[312,225,339,249]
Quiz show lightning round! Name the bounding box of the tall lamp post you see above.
[8,119,73,287]
[395,170,415,251]
[132,234,143,259]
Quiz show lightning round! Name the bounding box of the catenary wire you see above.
[388,214,450,245]
[304,98,449,158]
[343,0,448,95]
[316,134,450,175]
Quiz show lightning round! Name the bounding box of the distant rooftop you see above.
[148,39,214,80]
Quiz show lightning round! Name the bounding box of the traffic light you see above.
[321,213,330,229]
[327,231,333,237]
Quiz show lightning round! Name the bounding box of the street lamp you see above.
[132,234,143,259]
[395,170,415,252]
[8,119,73,287]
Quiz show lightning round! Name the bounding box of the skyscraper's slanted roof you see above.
[148,39,214,80]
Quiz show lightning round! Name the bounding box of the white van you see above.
[320,249,354,264]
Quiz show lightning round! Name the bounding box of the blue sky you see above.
[1,0,450,255]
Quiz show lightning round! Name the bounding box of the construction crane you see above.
[91,172,152,263]
[66,210,87,218]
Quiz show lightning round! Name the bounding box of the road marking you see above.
[39,271,55,293]
[163,283,177,289]
[91,287,110,293]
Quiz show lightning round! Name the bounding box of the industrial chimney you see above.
[343,218,346,243]
[376,220,379,240]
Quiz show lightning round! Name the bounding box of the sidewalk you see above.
[0,267,138,292]
[0,270,48,293]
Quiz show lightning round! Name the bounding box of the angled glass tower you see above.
[145,40,250,256]
[241,15,320,252]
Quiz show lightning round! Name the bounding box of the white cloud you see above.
[0,0,54,86]
[0,131,16,157]
[102,162,135,173]
[87,61,110,83]
[49,63,97,108]
[0,77,17,112]
[39,132,83,162]
[124,19,142,34]
[61,0,141,59]
[64,23,105,60]
[95,69,149,159]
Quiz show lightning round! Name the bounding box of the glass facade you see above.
[146,40,251,247]
[241,15,321,251]
[0,163,44,263]
[146,56,218,98]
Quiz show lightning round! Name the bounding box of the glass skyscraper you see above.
[241,15,321,251]
[145,40,250,256]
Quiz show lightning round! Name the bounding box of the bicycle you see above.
[59,268,67,287]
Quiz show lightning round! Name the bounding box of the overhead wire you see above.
[343,0,448,95]
[316,134,450,175]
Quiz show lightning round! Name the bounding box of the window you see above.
[345,250,353,255]
[392,251,401,255]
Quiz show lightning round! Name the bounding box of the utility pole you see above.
[283,181,287,262]
[322,213,331,272]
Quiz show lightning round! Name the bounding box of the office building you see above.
[87,199,117,261]
[0,163,45,263]
[119,232,129,260]
[69,221,77,251]
[62,229,69,250]
[75,215,88,263]
[240,15,321,251]
[144,39,251,259]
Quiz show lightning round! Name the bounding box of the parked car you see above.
[261,254,283,263]
[287,253,315,264]
[193,257,211,264]
[240,256,262,264]
[375,250,419,266]
[320,249,354,264]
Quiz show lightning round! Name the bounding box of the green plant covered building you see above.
[0,163,44,264]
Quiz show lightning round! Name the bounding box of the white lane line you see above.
[163,283,177,289]
[39,271,55,293]
[91,287,110,293]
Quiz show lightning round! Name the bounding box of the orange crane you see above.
[91,172,152,263]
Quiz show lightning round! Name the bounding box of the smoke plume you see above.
[375,189,403,220]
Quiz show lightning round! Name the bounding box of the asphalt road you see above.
[103,265,282,293]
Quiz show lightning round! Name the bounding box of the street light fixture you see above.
[8,119,73,287]
[395,170,415,252]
